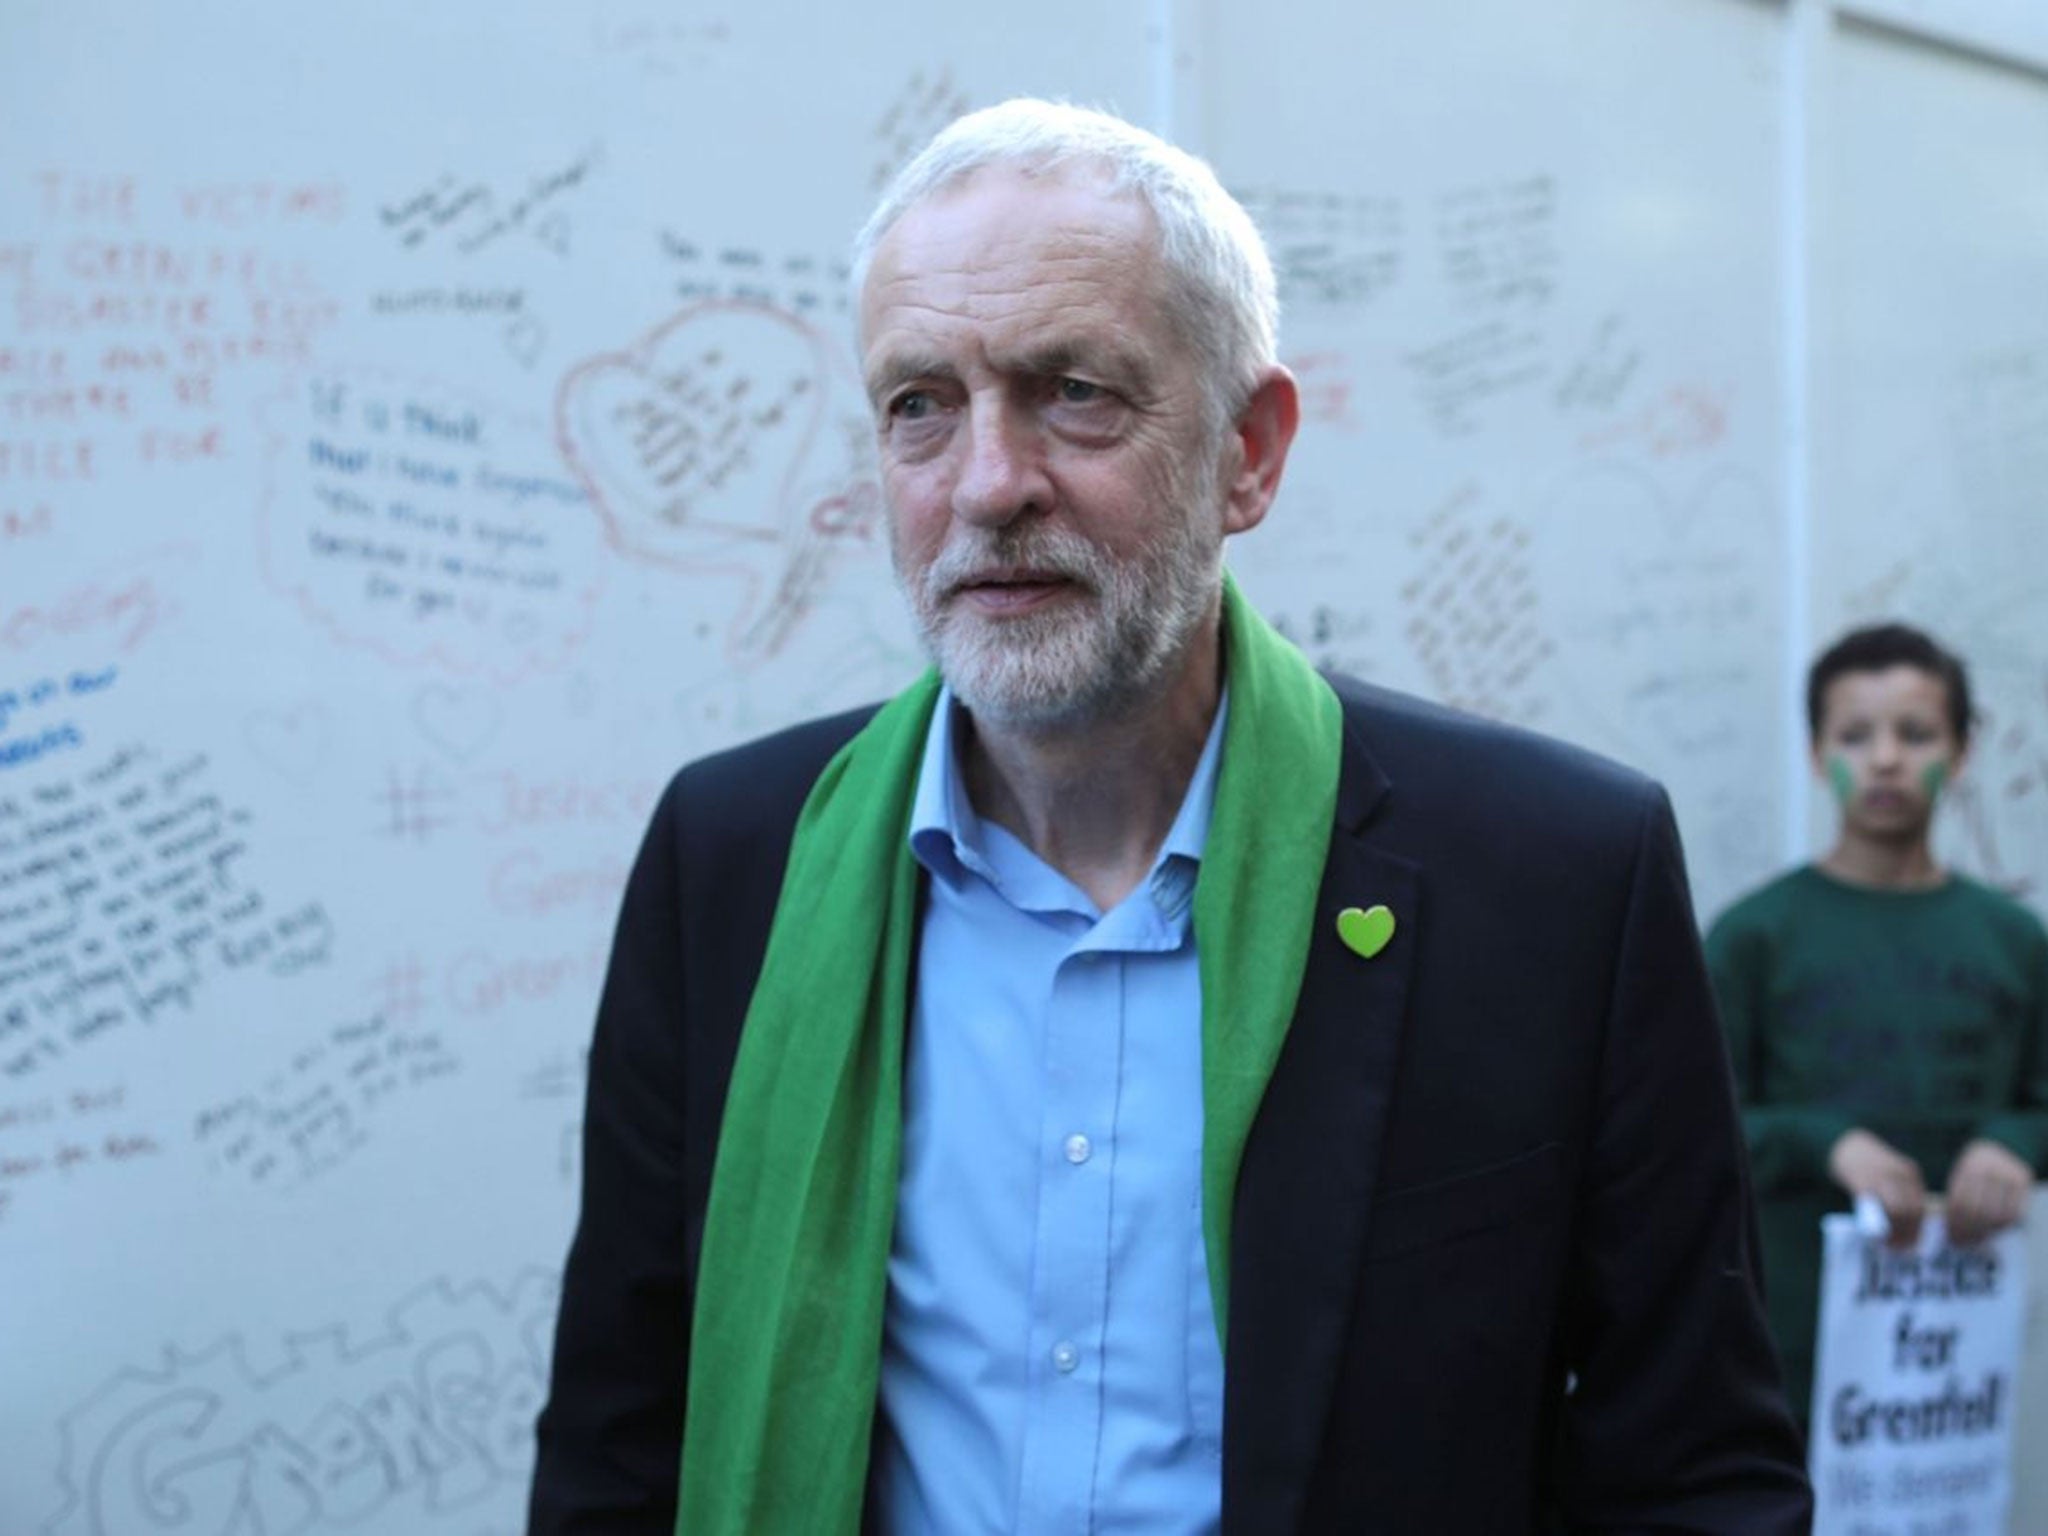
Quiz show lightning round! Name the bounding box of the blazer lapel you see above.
[1221,709,1421,1535]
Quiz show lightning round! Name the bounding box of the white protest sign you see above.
[1809,1211,2028,1536]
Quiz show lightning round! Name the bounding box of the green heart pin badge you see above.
[1336,904,1396,959]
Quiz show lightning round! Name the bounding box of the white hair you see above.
[850,98,1280,436]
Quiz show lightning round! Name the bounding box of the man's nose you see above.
[951,401,1049,527]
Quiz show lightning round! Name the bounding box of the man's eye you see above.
[891,390,935,420]
[1055,377,1106,404]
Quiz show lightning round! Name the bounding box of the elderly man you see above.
[529,100,1811,1535]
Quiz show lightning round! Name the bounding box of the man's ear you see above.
[1221,365,1301,537]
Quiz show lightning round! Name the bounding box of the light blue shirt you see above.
[870,689,1228,1536]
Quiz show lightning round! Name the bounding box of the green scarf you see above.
[676,575,1342,1534]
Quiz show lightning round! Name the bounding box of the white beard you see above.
[897,485,1223,731]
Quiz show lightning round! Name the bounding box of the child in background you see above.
[1706,623,2047,1428]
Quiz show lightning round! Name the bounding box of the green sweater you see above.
[1704,865,2048,1423]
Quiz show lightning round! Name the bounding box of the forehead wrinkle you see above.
[859,171,1186,405]
[867,203,1168,318]
[873,255,1157,321]
[868,257,1172,345]
[864,288,1162,390]
[891,167,1157,267]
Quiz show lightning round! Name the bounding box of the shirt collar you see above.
[908,683,1231,920]
[907,687,988,890]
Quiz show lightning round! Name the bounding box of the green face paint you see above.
[1826,755,1854,806]
[1921,761,1949,803]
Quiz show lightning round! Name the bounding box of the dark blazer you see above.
[530,673,1813,1534]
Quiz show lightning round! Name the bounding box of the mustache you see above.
[919,526,1109,603]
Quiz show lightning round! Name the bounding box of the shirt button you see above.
[1062,1133,1092,1165]
[1051,1341,1079,1374]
